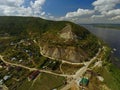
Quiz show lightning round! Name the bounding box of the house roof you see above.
[29,70,40,80]
[79,78,89,86]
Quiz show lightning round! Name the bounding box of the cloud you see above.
[0,0,24,7]
[92,0,120,12]
[59,0,120,23]
[91,15,105,18]
[0,0,120,23]
[30,0,45,16]
[90,0,120,23]
[104,9,120,16]
[111,16,120,20]
[65,8,94,18]
[0,0,46,16]
[53,8,95,23]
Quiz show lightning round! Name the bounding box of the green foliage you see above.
[103,63,120,90]
[17,73,65,90]
[71,23,90,38]
[0,16,67,36]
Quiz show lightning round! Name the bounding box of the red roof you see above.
[29,70,40,80]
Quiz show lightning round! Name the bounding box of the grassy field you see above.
[102,64,120,90]
[93,62,120,90]
[61,63,84,75]
[17,73,66,90]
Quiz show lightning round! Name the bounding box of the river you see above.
[83,25,120,67]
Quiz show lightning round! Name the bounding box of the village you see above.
[0,37,63,90]
[0,46,106,90]
[0,33,107,90]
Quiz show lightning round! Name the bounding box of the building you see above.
[0,79,3,85]
[28,70,40,81]
[0,65,2,68]
[79,78,89,87]
[3,75,11,81]
[0,86,3,90]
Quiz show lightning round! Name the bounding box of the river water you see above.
[83,25,120,67]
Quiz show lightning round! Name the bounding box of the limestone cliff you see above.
[39,24,99,63]
[39,44,88,63]
[59,24,77,41]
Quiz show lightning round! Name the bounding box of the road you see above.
[34,40,85,66]
[61,48,102,90]
[0,46,103,90]
[0,55,73,77]
[40,47,85,66]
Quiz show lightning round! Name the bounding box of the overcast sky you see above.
[0,0,120,23]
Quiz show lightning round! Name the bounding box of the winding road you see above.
[0,55,72,77]
[61,48,102,90]
[0,46,103,90]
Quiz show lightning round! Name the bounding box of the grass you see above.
[87,77,101,90]
[93,62,120,90]
[61,63,84,74]
[17,73,66,90]
[101,66,120,90]
[104,64,120,90]
[91,45,120,90]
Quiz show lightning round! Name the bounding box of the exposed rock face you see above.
[59,24,77,41]
[40,44,88,63]
[39,24,91,63]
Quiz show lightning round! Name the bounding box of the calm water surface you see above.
[85,25,120,57]
[83,25,120,66]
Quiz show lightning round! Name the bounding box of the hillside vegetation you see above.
[0,16,100,63]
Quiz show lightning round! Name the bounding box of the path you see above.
[0,55,72,77]
[61,48,102,90]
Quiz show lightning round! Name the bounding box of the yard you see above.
[17,72,66,90]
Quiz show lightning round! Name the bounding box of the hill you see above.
[0,16,120,90]
[0,16,100,63]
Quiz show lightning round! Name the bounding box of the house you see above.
[6,65,13,71]
[79,78,89,87]
[0,87,3,90]
[16,67,22,72]
[85,70,93,79]
[11,57,16,61]
[10,42,14,46]
[0,79,3,85]
[0,63,6,68]
[19,59,23,63]
[3,75,11,81]
[28,70,40,81]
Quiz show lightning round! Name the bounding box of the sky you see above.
[0,0,120,23]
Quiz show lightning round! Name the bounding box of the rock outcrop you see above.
[39,24,89,63]
[59,24,77,41]
[40,44,88,63]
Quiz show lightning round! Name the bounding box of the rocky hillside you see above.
[39,23,100,63]
[0,16,100,63]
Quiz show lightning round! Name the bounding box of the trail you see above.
[0,55,72,77]
[61,48,102,90]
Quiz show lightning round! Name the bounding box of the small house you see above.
[0,79,3,85]
[28,70,40,81]
[79,78,89,87]
[3,75,11,81]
